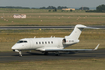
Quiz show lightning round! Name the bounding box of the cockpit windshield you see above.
[17,40,27,43]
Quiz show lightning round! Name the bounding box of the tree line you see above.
[0,6,67,9]
[86,4,105,12]
[1,4,105,13]
[40,6,67,9]
[0,6,30,9]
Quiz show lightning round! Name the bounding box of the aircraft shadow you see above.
[12,52,97,58]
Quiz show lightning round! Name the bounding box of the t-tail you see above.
[65,24,99,40]
[65,24,92,40]
[63,24,99,48]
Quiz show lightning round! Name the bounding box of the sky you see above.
[0,0,105,8]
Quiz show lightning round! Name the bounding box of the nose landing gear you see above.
[19,51,22,57]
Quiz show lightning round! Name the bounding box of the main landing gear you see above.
[43,52,48,55]
[55,52,60,56]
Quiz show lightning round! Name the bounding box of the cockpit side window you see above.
[17,40,27,43]
[17,41,23,43]
[24,41,27,43]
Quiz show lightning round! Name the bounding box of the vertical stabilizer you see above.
[65,24,86,40]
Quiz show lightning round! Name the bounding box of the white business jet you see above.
[12,24,100,57]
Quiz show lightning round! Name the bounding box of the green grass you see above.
[0,9,105,26]
[0,58,105,70]
[0,8,85,13]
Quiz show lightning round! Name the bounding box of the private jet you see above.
[12,24,100,57]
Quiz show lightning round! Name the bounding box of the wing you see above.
[38,44,100,52]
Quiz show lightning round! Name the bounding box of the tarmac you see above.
[0,26,105,30]
[0,49,105,62]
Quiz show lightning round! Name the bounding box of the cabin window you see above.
[36,42,38,44]
[39,42,41,44]
[51,41,53,44]
[42,42,44,44]
[48,41,50,44]
[45,42,47,44]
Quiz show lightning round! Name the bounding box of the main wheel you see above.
[55,52,60,56]
[43,52,48,55]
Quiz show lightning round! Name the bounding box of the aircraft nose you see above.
[11,46,15,50]
[11,44,17,50]
[11,44,22,50]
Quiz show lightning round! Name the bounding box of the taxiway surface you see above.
[0,49,105,62]
[0,26,105,30]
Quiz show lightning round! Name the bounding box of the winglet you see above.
[94,44,100,50]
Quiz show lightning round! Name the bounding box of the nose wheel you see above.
[19,51,22,57]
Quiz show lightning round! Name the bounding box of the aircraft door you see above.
[57,39,63,49]
[28,39,34,49]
